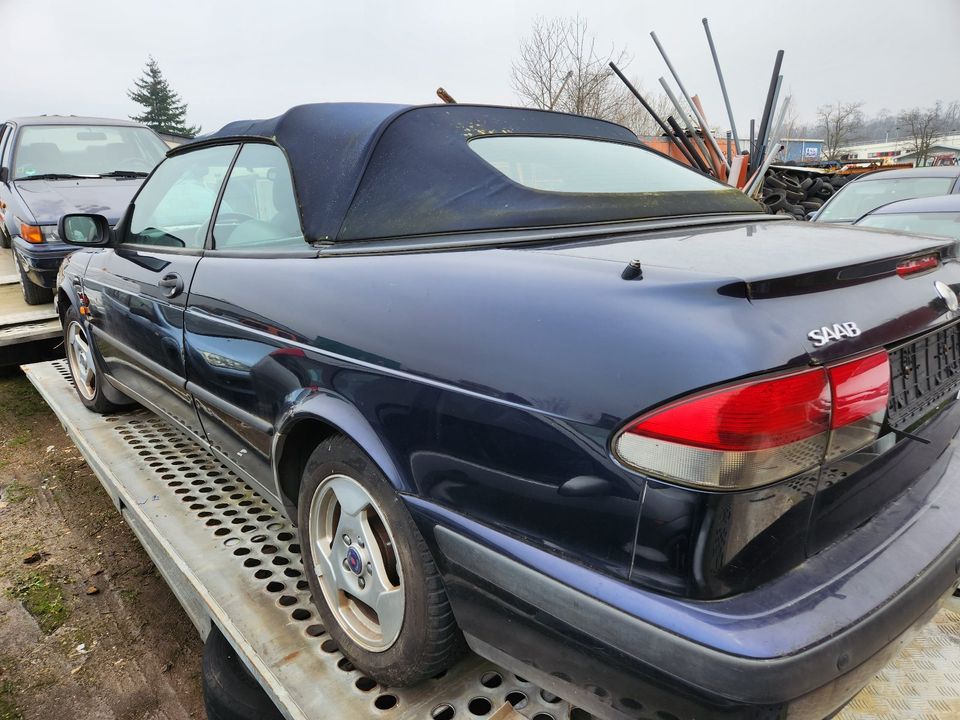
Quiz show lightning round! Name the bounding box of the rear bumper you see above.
[13,237,70,288]
[409,434,960,719]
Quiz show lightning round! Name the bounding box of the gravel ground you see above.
[0,367,205,720]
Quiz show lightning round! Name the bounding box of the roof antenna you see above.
[436,87,457,104]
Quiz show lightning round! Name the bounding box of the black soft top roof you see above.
[196,103,759,243]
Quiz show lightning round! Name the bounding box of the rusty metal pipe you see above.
[660,77,716,175]
[609,62,698,167]
[667,116,710,174]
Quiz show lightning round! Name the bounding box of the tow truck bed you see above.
[0,250,59,353]
[21,359,960,720]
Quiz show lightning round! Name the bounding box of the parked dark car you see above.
[0,115,167,304]
[55,103,960,720]
[854,193,960,240]
[813,165,960,224]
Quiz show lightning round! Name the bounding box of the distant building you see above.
[776,138,824,163]
[837,134,960,166]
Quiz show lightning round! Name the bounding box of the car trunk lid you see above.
[548,218,960,558]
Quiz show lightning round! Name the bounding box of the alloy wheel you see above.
[307,474,405,652]
[65,320,97,401]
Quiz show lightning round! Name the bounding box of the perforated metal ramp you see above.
[22,359,960,720]
[23,360,572,720]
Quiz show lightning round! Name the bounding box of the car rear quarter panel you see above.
[183,248,819,590]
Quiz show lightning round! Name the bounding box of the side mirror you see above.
[58,213,113,247]
[0,167,8,183]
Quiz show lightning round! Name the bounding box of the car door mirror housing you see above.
[58,213,113,247]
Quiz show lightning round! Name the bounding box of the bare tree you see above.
[618,91,674,137]
[817,101,865,159]
[511,15,670,135]
[511,16,571,111]
[898,102,960,166]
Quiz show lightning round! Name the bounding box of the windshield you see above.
[13,124,167,179]
[855,211,960,239]
[468,136,722,193]
[818,176,955,222]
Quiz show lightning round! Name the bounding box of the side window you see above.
[212,143,305,250]
[126,144,238,249]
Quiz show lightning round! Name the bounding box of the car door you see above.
[183,141,315,497]
[83,143,239,439]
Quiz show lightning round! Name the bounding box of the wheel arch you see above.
[273,393,411,523]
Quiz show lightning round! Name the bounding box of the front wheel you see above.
[298,435,465,686]
[17,261,53,305]
[63,305,124,413]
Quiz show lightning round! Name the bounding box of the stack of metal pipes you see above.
[612,18,791,205]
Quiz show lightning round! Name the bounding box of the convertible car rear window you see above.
[469,136,722,194]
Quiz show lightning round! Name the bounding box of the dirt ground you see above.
[0,365,205,720]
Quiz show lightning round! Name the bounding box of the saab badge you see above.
[935,281,959,312]
[807,322,861,347]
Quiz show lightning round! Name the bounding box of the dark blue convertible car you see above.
[55,103,960,720]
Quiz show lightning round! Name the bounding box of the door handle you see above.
[158,272,184,298]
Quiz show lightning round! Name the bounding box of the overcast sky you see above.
[3,0,957,135]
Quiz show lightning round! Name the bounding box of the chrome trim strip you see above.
[185,308,567,419]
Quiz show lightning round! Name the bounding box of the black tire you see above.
[17,260,53,305]
[202,626,283,720]
[764,189,788,212]
[62,304,125,413]
[298,435,465,686]
[801,199,823,210]
[764,174,786,190]
[800,177,815,191]
[784,187,804,203]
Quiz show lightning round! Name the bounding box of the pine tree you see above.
[128,57,201,137]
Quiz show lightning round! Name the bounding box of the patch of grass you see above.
[9,573,67,635]
[0,376,48,419]
[3,483,33,504]
[0,681,21,720]
[3,433,29,449]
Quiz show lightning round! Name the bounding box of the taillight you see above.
[826,351,890,460]
[614,353,891,490]
[896,255,939,277]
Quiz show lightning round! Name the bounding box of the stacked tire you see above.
[760,171,851,220]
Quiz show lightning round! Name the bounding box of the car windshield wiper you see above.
[100,170,149,178]
[14,172,98,181]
